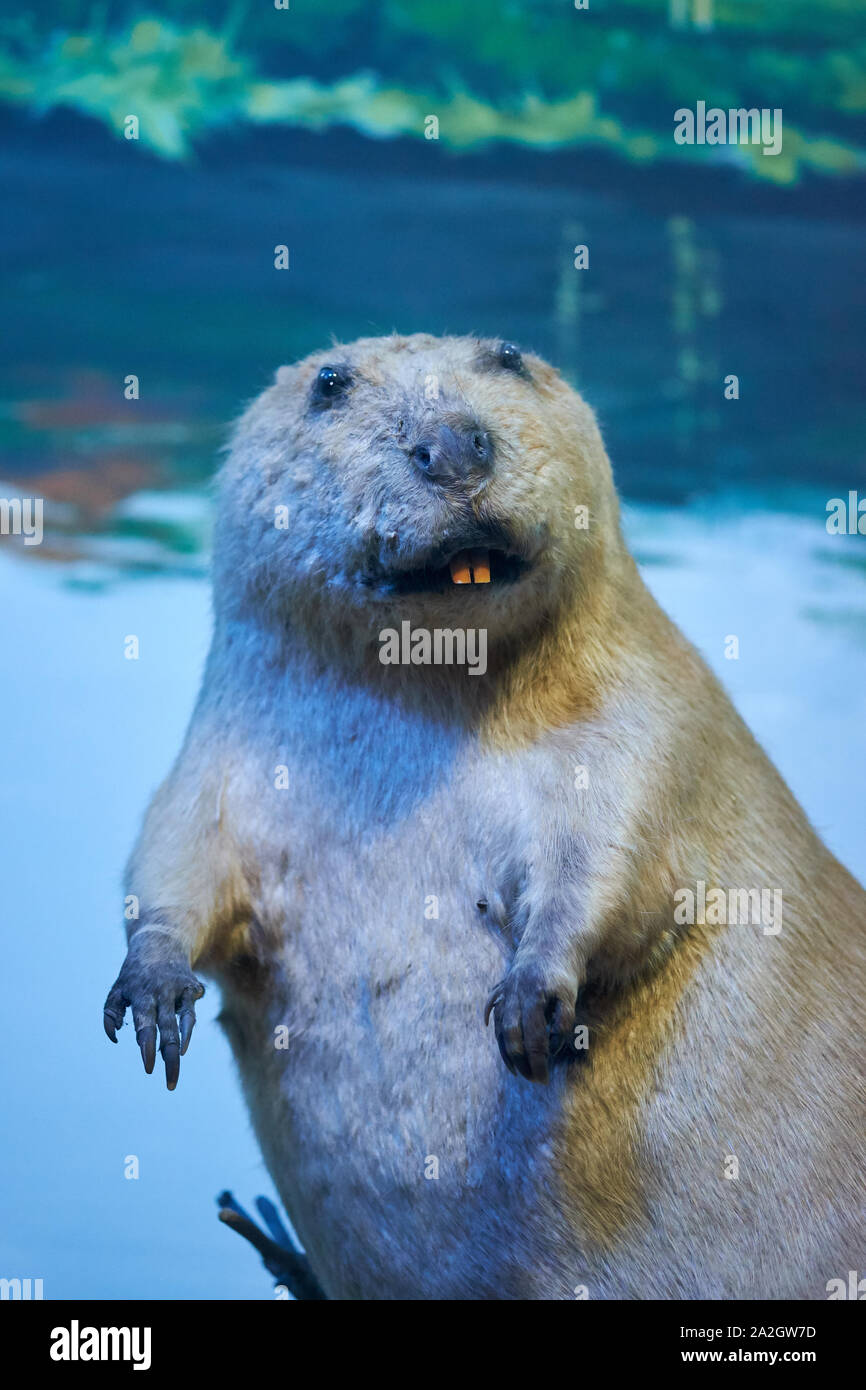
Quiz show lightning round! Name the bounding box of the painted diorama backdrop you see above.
[1,0,864,1297]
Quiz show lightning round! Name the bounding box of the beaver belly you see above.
[218,865,571,1298]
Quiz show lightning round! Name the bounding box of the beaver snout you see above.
[408,416,493,485]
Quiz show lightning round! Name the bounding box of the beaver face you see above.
[217,333,616,639]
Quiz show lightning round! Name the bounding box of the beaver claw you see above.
[217,1191,327,1300]
[485,958,579,1085]
[103,933,204,1091]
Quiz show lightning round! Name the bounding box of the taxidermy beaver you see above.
[104,334,865,1299]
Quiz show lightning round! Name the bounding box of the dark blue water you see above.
[3,112,865,542]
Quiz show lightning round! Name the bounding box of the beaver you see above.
[104,333,865,1299]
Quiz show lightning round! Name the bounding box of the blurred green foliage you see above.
[0,1,864,181]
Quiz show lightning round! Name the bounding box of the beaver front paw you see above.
[484,958,580,1085]
[103,931,205,1090]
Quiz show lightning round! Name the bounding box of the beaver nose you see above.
[409,420,493,484]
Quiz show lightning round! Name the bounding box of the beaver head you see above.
[215,333,622,650]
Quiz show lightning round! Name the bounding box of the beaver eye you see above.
[312,364,351,405]
[498,342,524,373]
